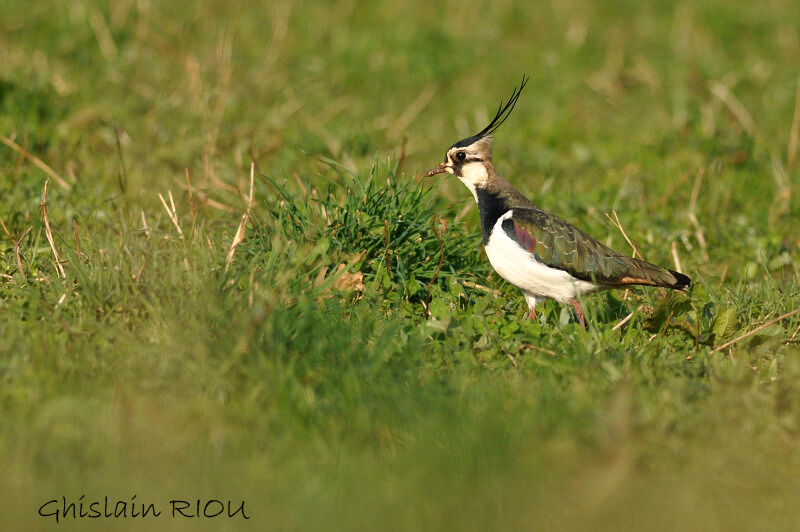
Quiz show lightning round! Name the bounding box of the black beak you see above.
[425,162,448,177]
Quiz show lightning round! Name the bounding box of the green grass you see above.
[2,0,800,528]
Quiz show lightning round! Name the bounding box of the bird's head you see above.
[425,76,528,193]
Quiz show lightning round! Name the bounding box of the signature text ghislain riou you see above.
[39,496,249,523]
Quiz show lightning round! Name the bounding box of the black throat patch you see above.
[475,188,510,245]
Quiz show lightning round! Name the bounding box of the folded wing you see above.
[502,208,690,290]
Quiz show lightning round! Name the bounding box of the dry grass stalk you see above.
[40,180,66,278]
[787,320,800,345]
[383,220,392,277]
[222,306,271,375]
[132,252,147,281]
[423,218,447,317]
[1,219,33,281]
[0,219,11,240]
[612,309,637,331]
[313,266,329,288]
[262,0,292,72]
[313,188,330,224]
[204,196,239,213]
[708,81,758,140]
[713,308,800,352]
[183,187,238,213]
[671,241,683,273]
[720,264,729,284]
[290,172,308,196]
[158,191,183,238]
[605,210,641,259]
[521,344,557,356]
[73,221,81,257]
[0,135,71,191]
[688,213,708,261]
[168,190,178,221]
[389,84,436,138]
[655,310,676,342]
[651,170,691,209]
[788,74,800,169]
[225,163,255,272]
[454,201,472,223]
[301,110,357,173]
[185,168,197,236]
[770,157,791,217]
[605,210,641,300]
[88,7,117,59]
[248,267,257,308]
[708,80,790,222]
[140,210,150,239]
[205,33,233,159]
[396,134,408,173]
[688,167,704,213]
[206,165,238,193]
[687,167,709,261]
[461,280,502,297]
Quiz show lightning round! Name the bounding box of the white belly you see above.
[484,211,597,304]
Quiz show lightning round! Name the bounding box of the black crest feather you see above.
[452,75,529,149]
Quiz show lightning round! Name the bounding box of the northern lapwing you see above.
[425,77,691,327]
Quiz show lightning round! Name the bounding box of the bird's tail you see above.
[614,256,691,291]
[666,269,691,290]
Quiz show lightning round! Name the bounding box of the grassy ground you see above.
[2,0,800,529]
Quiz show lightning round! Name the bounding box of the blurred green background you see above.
[2,0,800,529]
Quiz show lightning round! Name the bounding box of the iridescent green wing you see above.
[503,208,689,288]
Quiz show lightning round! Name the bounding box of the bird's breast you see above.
[484,211,597,303]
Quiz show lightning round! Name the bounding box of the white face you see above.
[444,146,489,199]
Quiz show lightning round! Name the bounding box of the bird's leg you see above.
[570,299,586,328]
[524,293,537,320]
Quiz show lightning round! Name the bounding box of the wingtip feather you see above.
[669,270,691,290]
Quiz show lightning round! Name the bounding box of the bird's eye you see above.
[456,151,466,161]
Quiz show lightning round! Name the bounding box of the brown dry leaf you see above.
[332,264,364,292]
[315,252,366,302]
